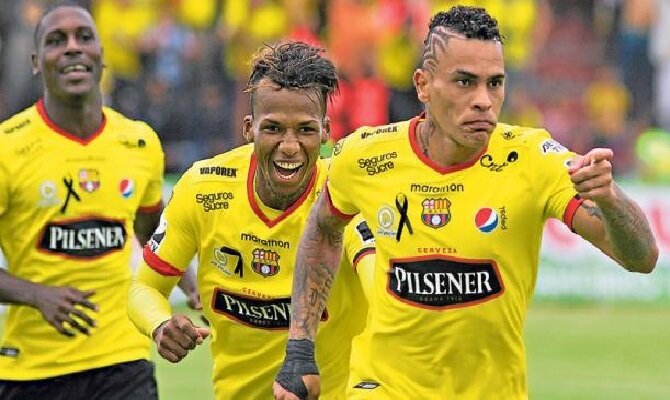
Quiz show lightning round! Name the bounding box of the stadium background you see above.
[0,0,668,398]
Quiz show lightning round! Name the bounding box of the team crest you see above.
[78,169,100,193]
[251,248,280,277]
[421,198,451,228]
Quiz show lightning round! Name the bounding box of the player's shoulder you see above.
[0,104,40,149]
[183,143,252,185]
[491,122,567,154]
[335,119,412,157]
[103,106,161,148]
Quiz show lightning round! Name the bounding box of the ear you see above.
[413,68,429,104]
[31,53,39,76]
[242,115,254,143]
[321,116,331,144]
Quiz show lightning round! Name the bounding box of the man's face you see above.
[244,82,328,205]
[32,7,103,100]
[414,31,505,150]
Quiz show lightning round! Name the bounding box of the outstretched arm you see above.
[274,191,350,400]
[569,148,658,273]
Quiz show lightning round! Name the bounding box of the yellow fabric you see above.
[0,102,164,380]
[128,269,178,339]
[177,0,218,30]
[327,118,577,399]
[93,0,158,80]
[130,144,372,399]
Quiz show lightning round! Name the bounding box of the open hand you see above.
[33,286,97,337]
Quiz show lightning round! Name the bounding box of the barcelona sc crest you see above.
[421,198,451,228]
[251,248,280,277]
[78,169,100,193]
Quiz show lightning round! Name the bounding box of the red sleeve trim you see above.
[143,245,183,277]
[324,183,355,221]
[562,195,584,232]
[352,247,375,272]
[138,200,163,213]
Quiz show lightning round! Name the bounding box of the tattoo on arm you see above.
[289,201,345,341]
[598,186,657,270]
[580,202,603,221]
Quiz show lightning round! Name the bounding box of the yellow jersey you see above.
[0,100,164,379]
[327,116,581,399]
[141,144,372,399]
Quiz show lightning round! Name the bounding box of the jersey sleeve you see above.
[142,169,198,276]
[342,215,376,270]
[342,215,376,301]
[138,126,165,212]
[0,152,8,217]
[325,136,359,217]
[533,132,583,229]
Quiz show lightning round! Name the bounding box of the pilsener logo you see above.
[212,289,329,329]
[388,256,503,309]
[38,218,127,258]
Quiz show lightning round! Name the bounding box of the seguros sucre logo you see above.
[388,256,503,309]
[357,152,397,176]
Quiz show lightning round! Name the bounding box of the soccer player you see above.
[127,41,374,399]
[0,3,197,399]
[274,6,659,400]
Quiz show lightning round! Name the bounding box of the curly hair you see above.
[421,6,503,73]
[246,41,338,116]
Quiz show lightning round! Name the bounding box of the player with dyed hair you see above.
[128,41,374,399]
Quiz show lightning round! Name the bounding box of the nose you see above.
[64,35,82,55]
[278,131,300,156]
[472,85,492,112]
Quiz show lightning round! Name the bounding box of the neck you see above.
[416,119,484,168]
[254,172,308,211]
[42,93,103,139]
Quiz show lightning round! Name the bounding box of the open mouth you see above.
[60,64,92,76]
[273,161,303,181]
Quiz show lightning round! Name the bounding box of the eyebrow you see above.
[454,70,505,80]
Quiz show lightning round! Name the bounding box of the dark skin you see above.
[153,82,328,364]
[0,6,199,337]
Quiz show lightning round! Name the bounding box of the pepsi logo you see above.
[119,179,134,199]
[475,208,499,233]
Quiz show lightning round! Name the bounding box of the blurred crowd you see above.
[0,0,668,180]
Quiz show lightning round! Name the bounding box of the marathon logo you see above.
[38,218,127,258]
[212,289,329,329]
[388,257,503,309]
[199,166,237,177]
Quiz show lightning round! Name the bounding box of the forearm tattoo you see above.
[580,202,603,221]
[289,205,344,340]
[597,186,657,269]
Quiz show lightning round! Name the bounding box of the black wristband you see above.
[276,339,319,400]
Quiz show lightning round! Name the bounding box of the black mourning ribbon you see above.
[60,175,81,214]
[395,193,413,241]
[220,246,244,278]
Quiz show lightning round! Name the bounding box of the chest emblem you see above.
[119,179,134,199]
[421,198,451,228]
[251,248,280,277]
[78,169,100,193]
